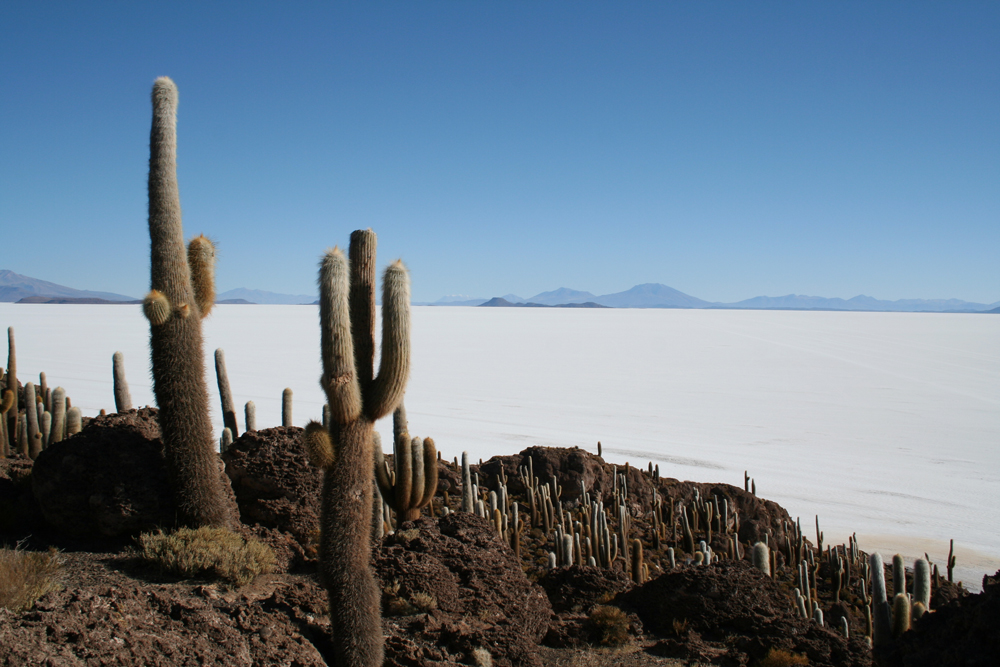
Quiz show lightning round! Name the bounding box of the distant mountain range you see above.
[430,283,1000,312]
[0,270,136,303]
[4,270,997,313]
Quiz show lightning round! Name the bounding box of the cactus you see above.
[49,387,66,445]
[374,402,438,522]
[892,553,906,598]
[461,451,474,512]
[0,389,14,457]
[912,600,927,621]
[66,407,82,437]
[913,557,931,609]
[751,542,770,576]
[305,232,411,667]
[220,427,233,453]
[631,539,644,584]
[282,388,293,426]
[4,328,16,450]
[24,383,41,459]
[213,349,239,438]
[244,400,256,432]
[143,76,235,529]
[109,351,132,413]
[870,553,893,649]
[947,539,956,582]
[892,593,911,637]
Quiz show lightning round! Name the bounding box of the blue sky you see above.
[1,2,997,303]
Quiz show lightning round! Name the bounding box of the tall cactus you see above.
[374,401,438,522]
[302,231,410,667]
[143,76,234,529]
[5,328,16,456]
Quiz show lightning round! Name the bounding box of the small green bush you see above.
[0,546,62,612]
[133,526,274,587]
[587,604,630,646]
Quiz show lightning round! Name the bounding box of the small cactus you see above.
[244,400,256,432]
[892,593,911,637]
[214,349,239,438]
[870,553,892,649]
[112,351,133,413]
[374,402,438,522]
[751,541,770,576]
[282,388,293,426]
[912,557,931,609]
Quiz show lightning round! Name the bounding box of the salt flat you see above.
[2,303,998,587]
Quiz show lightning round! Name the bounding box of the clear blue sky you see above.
[2,2,997,303]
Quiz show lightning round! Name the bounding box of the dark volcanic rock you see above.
[0,570,329,666]
[538,565,633,614]
[374,512,553,667]
[617,559,872,666]
[31,407,238,538]
[0,456,44,532]
[222,426,321,548]
[31,408,176,537]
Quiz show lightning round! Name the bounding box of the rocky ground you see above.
[0,408,994,666]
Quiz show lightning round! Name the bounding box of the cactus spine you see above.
[307,232,410,667]
[143,76,234,529]
[214,349,239,438]
[374,402,438,522]
[112,352,132,413]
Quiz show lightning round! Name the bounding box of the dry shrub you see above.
[756,648,809,666]
[411,592,438,612]
[0,546,62,612]
[133,526,274,587]
[587,604,630,646]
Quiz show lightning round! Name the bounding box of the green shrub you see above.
[0,546,61,612]
[133,526,274,587]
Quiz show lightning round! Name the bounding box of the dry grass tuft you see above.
[587,604,630,646]
[0,546,62,612]
[133,526,274,587]
[756,647,810,666]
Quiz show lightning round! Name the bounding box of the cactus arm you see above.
[348,229,377,386]
[0,389,13,414]
[365,260,410,420]
[49,387,66,445]
[187,235,216,318]
[304,420,335,469]
[318,248,362,424]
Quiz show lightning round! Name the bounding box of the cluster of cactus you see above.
[374,401,438,523]
[142,76,235,530]
[300,231,410,667]
[0,330,82,459]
